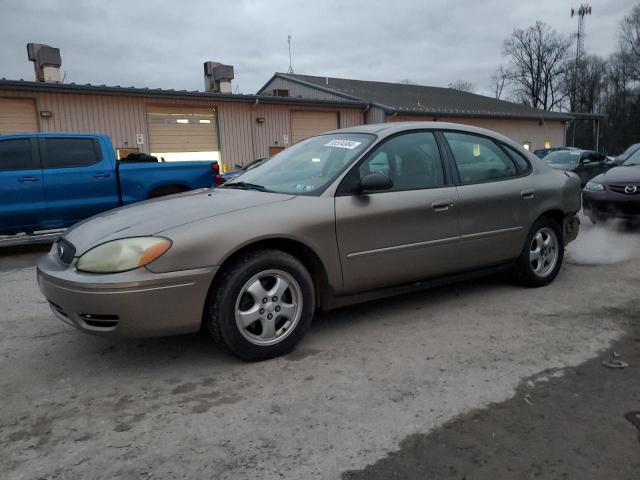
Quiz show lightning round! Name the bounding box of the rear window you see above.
[502,144,532,173]
[0,139,33,170]
[42,138,102,168]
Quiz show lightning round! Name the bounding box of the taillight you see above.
[212,162,222,186]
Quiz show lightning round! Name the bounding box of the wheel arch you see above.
[537,209,566,242]
[210,237,332,311]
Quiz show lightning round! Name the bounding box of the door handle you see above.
[431,199,454,212]
[18,176,38,182]
[521,190,535,199]
[93,173,111,178]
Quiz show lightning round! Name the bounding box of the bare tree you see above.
[562,54,607,113]
[502,21,573,110]
[490,65,508,99]
[448,80,476,93]
[620,4,640,79]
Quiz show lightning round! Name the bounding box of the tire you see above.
[513,217,564,287]
[204,249,315,361]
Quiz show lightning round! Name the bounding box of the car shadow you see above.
[310,272,513,334]
[50,272,513,367]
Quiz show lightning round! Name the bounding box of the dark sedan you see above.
[533,146,574,159]
[544,149,610,186]
[583,151,640,223]
[613,143,640,166]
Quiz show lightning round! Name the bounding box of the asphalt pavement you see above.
[1,223,639,479]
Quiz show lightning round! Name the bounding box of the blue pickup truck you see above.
[1,133,221,236]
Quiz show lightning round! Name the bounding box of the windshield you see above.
[544,150,580,165]
[622,144,640,156]
[225,133,375,195]
[623,148,640,166]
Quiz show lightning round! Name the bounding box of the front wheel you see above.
[514,217,564,287]
[204,249,315,361]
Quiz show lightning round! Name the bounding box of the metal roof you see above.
[259,73,574,122]
[0,78,368,108]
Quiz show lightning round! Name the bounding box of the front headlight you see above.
[584,181,605,192]
[76,237,172,273]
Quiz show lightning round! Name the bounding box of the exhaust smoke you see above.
[566,215,640,266]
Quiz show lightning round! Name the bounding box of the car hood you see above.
[592,165,640,184]
[64,188,295,254]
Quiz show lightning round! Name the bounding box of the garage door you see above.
[290,111,338,144]
[0,98,39,134]
[146,105,219,162]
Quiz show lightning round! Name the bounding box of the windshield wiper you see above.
[223,181,271,192]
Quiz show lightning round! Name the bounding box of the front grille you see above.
[79,313,119,329]
[55,238,76,265]
[609,184,640,195]
[590,200,640,215]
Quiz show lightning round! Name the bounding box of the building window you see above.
[544,140,551,149]
[523,141,531,151]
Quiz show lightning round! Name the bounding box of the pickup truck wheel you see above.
[204,249,315,361]
[514,217,564,287]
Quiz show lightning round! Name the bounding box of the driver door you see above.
[335,131,460,293]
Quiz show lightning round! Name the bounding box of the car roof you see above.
[326,121,522,146]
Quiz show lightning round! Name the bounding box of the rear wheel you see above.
[514,217,564,287]
[204,249,315,361]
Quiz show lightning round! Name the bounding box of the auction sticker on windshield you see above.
[324,139,362,149]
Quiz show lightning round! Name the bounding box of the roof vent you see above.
[27,43,62,83]
[204,61,234,93]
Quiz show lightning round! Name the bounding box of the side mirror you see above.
[581,158,591,165]
[359,172,393,193]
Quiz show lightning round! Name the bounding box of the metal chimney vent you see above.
[204,61,234,93]
[27,43,62,83]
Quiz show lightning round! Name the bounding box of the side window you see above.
[358,132,445,192]
[502,143,532,173]
[42,138,101,169]
[0,139,33,171]
[444,132,517,184]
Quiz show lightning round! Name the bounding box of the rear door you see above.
[335,131,460,292]
[442,131,531,270]
[0,137,46,234]
[40,137,119,227]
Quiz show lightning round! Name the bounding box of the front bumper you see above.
[583,190,640,220]
[37,253,218,337]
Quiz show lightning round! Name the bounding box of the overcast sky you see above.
[0,0,636,96]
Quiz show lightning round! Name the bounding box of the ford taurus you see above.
[37,123,581,361]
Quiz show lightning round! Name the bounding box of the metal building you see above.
[258,73,574,152]
[0,80,366,170]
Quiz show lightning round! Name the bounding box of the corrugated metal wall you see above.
[260,77,349,101]
[0,89,364,167]
[390,114,566,150]
[365,106,386,124]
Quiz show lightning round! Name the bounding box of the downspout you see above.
[250,98,260,163]
[362,104,370,125]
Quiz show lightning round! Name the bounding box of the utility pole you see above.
[570,3,592,146]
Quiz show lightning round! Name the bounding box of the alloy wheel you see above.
[234,269,303,346]
[529,227,559,278]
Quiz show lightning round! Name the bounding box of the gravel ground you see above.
[1,223,639,479]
